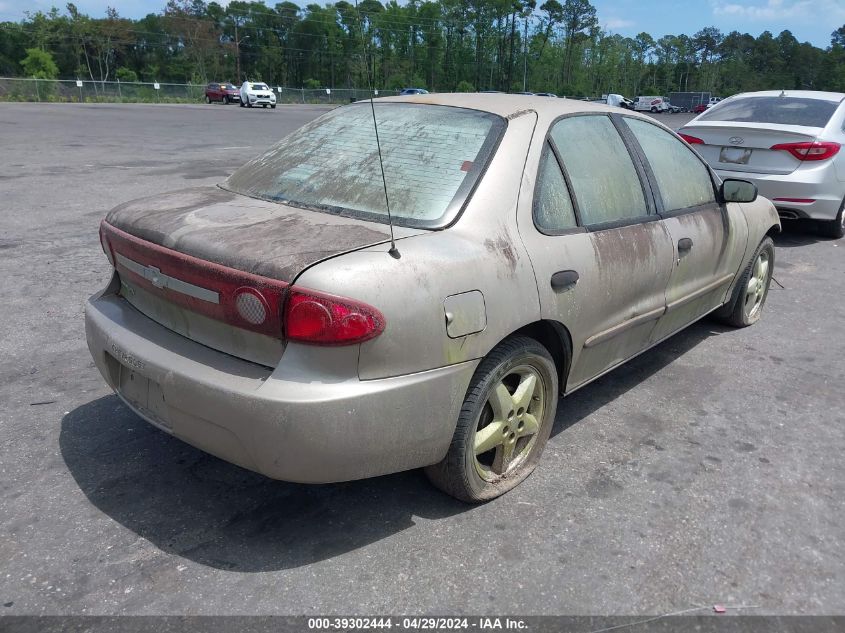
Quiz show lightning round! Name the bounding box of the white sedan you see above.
[679,90,845,238]
[239,81,276,109]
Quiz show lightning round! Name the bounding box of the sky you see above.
[0,0,843,48]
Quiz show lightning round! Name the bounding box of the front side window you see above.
[224,103,504,228]
[534,145,577,232]
[624,117,716,211]
[549,115,648,226]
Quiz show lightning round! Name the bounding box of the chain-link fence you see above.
[0,77,399,104]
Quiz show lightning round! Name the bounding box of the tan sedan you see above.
[86,94,780,502]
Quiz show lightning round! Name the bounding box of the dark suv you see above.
[205,83,240,105]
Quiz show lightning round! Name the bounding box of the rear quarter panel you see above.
[291,112,543,380]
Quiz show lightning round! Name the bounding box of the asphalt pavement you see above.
[0,102,843,616]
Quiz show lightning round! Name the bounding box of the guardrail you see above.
[0,78,399,104]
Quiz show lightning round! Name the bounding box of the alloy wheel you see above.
[744,250,770,319]
[473,365,545,481]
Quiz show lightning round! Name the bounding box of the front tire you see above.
[205,95,211,104]
[715,237,774,327]
[222,95,229,105]
[271,104,276,109]
[425,336,558,503]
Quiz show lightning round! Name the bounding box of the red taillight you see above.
[679,133,704,145]
[770,141,841,162]
[284,287,385,346]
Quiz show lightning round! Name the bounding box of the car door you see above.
[517,113,676,392]
[620,116,749,342]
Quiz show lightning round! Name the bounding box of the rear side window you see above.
[224,103,504,228]
[534,145,577,232]
[624,117,716,211]
[698,96,838,127]
[549,115,648,226]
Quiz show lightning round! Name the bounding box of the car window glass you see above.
[534,145,577,231]
[698,96,837,127]
[550,115,648,225]
[225,103,504,228]
[624,117,716,211]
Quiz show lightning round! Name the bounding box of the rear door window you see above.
[698,96,838,127]
[624,117,716,212]
[549,115,649,226]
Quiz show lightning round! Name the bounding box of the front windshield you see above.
[223,103,505,228]
[251,83,269,90]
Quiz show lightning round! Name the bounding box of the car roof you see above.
[727,90,845,103]
[375,92,654,120]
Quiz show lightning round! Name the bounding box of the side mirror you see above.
[720,179,758,203]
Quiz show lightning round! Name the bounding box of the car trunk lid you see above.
[102,186,420,366]
[682,121,822,175]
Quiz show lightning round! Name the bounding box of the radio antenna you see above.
[354,0,400,259]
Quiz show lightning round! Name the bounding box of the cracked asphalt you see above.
[0,103,843,616]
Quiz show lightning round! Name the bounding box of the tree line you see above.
[2,0,845,97]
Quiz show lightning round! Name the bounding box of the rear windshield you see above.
[698,96,839,127]
[223,103,504,228]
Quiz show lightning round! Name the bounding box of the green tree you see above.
[21,48,59,78]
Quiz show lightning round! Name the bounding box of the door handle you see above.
[551,270,579,292]
[677,237,693,265]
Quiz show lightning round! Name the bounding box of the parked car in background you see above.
[708,96,723,109]
[679,90,845,238]
[239,81,276,109]
[515,91,535,96]
[86,95,779,503]
[535,92,558,98]
[692,104,708,114]
[634,96,669,113]
[663,98,684,113]
[399,88,429,95]
[606,93,633,109]
[205,82,240,104]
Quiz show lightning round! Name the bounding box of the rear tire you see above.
[818,201,845,239]
[714,237,774,328]
[425,336,558,503]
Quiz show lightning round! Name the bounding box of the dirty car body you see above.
[85,94,780,499]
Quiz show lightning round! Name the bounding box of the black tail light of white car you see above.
[99,221,385,346]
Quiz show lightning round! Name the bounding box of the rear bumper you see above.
[714,165,844,221]
[85,292,476,483]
